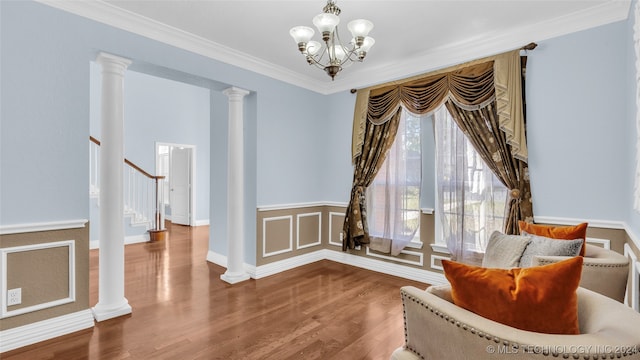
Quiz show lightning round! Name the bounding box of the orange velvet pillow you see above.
[442,256,583,335]
[518,221,588,256]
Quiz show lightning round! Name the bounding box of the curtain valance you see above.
[352,50,527,163]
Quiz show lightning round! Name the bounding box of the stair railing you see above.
[89,136,166,235]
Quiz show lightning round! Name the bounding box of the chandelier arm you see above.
[308,57,329,70]
[313,47,330,66]
[333,27,360,66]
[290,0,372,79]
[341,53,359,65]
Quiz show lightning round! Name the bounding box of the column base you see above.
[92,300,132,322]
[220,271,251,284]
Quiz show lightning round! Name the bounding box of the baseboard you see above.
[0,309,94,353]
[89,234,149,250]
[323,249,446,286]
[194,219,210,227]
[206,250,228,268]
[252,251,326,279]
[207,249,445,285]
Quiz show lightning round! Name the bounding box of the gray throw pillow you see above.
[482,231,531,269]
[519,234,583,268]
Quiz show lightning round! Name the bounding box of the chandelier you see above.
[289,0,375,80]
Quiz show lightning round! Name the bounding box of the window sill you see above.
[430,243,450,254]
[405,240,424,250]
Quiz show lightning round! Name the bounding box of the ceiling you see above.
[41,0,631,94]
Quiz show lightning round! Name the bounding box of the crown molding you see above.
[36,0,630,95]
[35,0,332,94]
[335,0,631,93]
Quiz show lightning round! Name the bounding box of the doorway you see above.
[156,143,196,226]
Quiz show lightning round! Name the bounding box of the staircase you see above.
[89,136,166,248]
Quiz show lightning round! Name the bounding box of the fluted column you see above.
[221,86,251,284]
[92,52,132,321]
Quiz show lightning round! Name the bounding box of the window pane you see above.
[367,109,422,247]
[435,106,507,262]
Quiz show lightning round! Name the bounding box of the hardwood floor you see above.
[2,223,429,360]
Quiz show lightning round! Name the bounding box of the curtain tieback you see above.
[509,188,522,202]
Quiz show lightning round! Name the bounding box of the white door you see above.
[170,147,191,225]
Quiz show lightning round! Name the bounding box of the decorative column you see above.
[221,86,251,284]
[92,52,132,321]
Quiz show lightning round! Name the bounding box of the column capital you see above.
[223,86,250,101]
[96,52,132,75]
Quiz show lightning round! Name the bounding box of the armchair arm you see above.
[532,246,629,302]
[397,286,640,359]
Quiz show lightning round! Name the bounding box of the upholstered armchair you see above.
[532,244,629,302]
[391,285,640,360]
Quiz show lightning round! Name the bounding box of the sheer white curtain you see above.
[434,106,508,265]
[367,109,421,256]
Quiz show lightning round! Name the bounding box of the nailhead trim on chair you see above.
[400,290,640,359]
[537,259,629,269]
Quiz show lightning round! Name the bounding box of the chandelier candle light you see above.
[289,0,375,80]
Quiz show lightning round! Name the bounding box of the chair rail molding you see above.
[533,216,625,230]
[0,220,88,235]
[257,201,348,212]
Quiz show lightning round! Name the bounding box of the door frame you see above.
[155,142,197,226]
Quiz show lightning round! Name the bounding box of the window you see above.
[434,106,508,263]
[367,109,422,253]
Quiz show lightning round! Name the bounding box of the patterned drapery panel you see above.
[344,49,532,251]
[343,108,401,250]
[444,101,533,235]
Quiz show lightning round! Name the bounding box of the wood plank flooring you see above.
[2,223,429,360]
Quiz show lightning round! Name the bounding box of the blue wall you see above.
[0,1,329,266]
[625,2,640,238]
[526,20,631,223]
[1,2,91,224]
[2,1,639,259]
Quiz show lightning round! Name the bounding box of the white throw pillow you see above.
[519,233,583,268]
[482,231,531,269]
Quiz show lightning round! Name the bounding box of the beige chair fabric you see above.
[531,244,629,302]
[391,285,640,360]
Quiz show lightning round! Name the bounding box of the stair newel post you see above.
[149,175,167,241]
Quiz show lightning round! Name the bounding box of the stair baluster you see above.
[90,136,166,240]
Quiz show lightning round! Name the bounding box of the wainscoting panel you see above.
[430,254,450,272]
[257,205,327,266]
[262,215,293,258]
[365,247,423,267]
[296,212,321,249]
[586,237,611,250]
[1,240,75,319]
[328,212,345,248]
[0,222,90,334]
[624,243,639,312]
